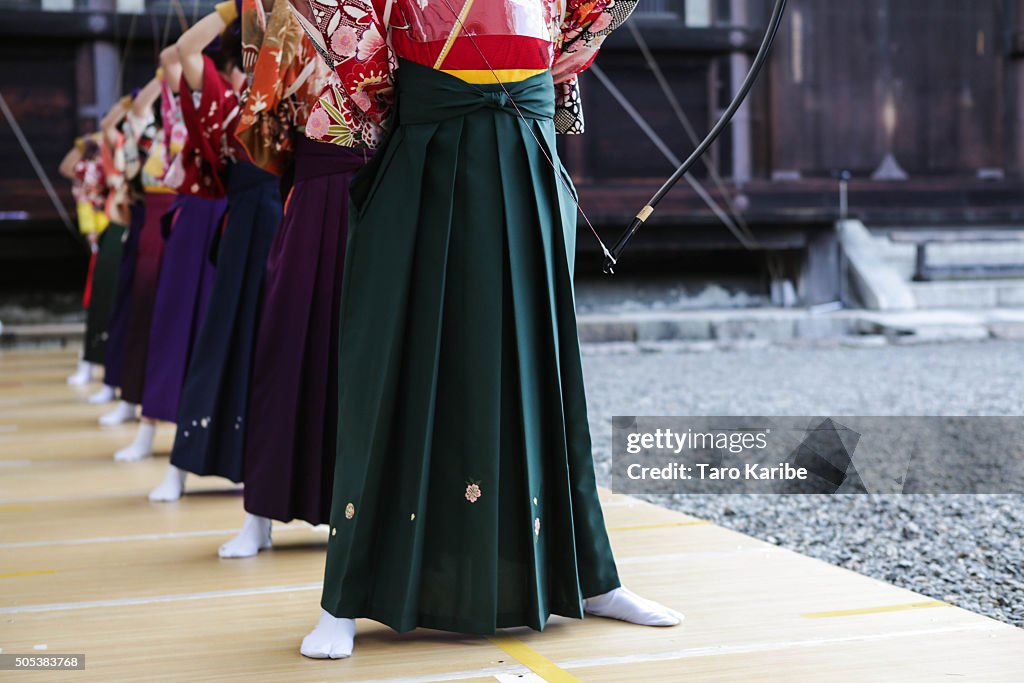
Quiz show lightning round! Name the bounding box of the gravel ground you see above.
[581,339,1024,627]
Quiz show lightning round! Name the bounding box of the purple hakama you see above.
[140,195,227,422]
[119,191,175,404]
[242,137,368,525]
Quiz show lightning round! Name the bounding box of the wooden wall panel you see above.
[578,53,718,182]
[0,41,78,190]
[770,0,1007,178]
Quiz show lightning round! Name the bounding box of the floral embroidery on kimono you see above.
[288,0,393,148]
[552,0,638,133]
[73,135,109,235]
[178,56,242,198]
[236,0,331,174]
[100,131,129,220]
[159,78,189,189]
[72,136,108,213]
[161,80,188,158]
[288,0,637,148]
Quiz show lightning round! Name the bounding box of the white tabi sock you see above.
[67,359,93,386]
[218,513,272,558]
[148,465,187,502]
[99,401,138,426]
[87,384,116,404]
[113,421,156,461]
[300,609,356,659]
[583,586,684,627]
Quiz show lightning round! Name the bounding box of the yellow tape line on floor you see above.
[488,636,580,683]
[0,569,57,580]
[802,600,948,619]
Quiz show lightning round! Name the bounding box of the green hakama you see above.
[323,59,620,635]
[83,222,126,365]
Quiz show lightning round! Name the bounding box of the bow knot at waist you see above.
[483,90,510,109]
[395,59,555,125]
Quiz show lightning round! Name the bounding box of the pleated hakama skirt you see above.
[141,195,227,422]
[170,161,282,482]
[119,191,175,404]
[83,221,126,365]
[321,59,620,635]
[243,137,368,525]
[102,204,144,390]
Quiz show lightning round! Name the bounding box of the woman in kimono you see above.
[289,0,682,659]
[61,134,120,389]
[60,136,95,387]
[76,136,125,393]
[95,80,176,444]
[113,49,230,462]
[107,80,182,460]
[208,0,368,557]
[99,93,165,424]
[148,2,284,496]
[93,104,133,409]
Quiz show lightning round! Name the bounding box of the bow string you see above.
[432,0,787,275]
[604,0,788,273]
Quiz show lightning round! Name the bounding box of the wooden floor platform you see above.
[1,347,1022,681]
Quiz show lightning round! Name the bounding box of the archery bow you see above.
[604,0,788,274]
[589,62,757,251]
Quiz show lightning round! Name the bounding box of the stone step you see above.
[582,307,1024,345]
[910,279,1024,309]
[6,309,1023,351]
[574,276,768,314]
[577,308,860,344]
[866,225,1024,309]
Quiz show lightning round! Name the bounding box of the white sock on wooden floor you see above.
[149,465,187,502]
[114,421,156,461]
[301,609,356,659]
[67,360,93,386]
[218,513,272,558]
[99,401,138,426]
[583,586,683,626]
[87,384,116,404]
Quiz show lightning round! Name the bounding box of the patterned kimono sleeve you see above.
[73,135,109,235]
[290,39,334,129]
[286,0,394,148]
[79,160,107,210]
[160,78,187,158]
[237,0,328,173]
[121,108,153,181]
[101,132,127,217]
[178,55,240,198]
[553,0,639,134]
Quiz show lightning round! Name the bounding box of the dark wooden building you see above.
[2,0,1024,302]
[0,0,197,293]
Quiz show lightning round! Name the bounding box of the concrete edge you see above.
[838,219,917,311]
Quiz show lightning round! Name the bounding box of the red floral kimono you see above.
[72,138,108,223]
[288,0,637,148]
[236,0,332,175]
[178,57,243,198]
